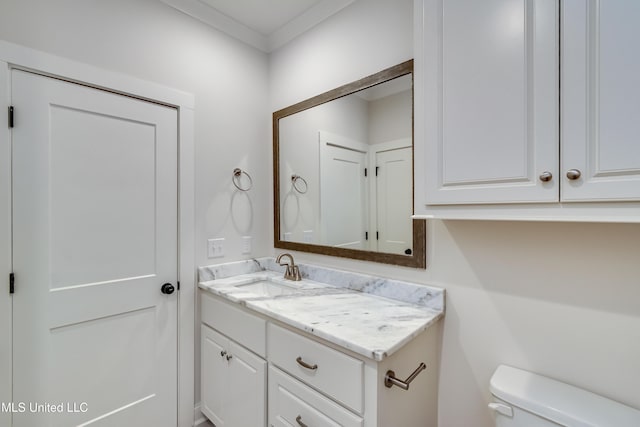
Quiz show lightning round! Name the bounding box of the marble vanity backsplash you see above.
[198,257,444,312]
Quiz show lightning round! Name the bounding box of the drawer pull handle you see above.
[296,357,318,371]
[295,415,308,427]
[384,362,426,390]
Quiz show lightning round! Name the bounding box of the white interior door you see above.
[375,146,412,255]
[319,132,368,249]
[11,69,178,427]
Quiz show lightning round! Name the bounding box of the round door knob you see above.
[566,169,582,180]
[539,171,553,182]
[161,283,175,295]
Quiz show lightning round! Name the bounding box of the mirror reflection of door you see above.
[373,141,412,255]
[319,132,368,249]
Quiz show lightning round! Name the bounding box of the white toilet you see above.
[489,365,640,426]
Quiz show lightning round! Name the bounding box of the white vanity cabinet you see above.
[201,325,266,427]
[200,293,267,427]
[267,323,439,427]
[200,290,440,427]
[417,0,640,214]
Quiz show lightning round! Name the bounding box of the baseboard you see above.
[193,404,209,427]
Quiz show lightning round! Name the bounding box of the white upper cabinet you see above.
[422,0,559,204]
[417,0,640,218]
[562,0,640,202]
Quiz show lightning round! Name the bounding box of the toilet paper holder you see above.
[384,362,426,390]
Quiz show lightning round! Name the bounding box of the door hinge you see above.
[375,166,379,177]
[9,273,15,294]
[8,106,14,128]
[364,168,368,177]
[177,281,181,291]
[365,231,369,241]
[376,231,379,240]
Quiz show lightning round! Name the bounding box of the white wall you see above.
[0,0,271,267]
[269,1,640,426]
[0,0,270,417]
[270,0,414,111]
[367,89,412,145]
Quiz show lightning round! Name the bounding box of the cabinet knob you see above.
[539,171,553,182]
[566,169,582,180]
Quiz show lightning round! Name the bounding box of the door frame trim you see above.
[0,40,196,427]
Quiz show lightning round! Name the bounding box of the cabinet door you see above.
[562,1,640,201]
[201,325,229,426]
[422,0,559,204]
[227,341,267,427]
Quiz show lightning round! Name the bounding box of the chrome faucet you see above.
[276,253,302,281]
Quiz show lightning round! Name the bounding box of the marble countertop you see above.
[198,258,445,361]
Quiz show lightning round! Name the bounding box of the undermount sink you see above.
[235,280,297,297]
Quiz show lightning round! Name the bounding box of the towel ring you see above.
[291,174,308,194]
[233,168,253,191]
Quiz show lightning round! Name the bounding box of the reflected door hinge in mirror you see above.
[8,106,14,128]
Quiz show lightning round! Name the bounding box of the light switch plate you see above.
[207,238,225,258]
[241,236,252,254]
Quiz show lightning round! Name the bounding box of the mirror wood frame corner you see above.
[273,59,426,268]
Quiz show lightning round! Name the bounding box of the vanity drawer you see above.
[201,292,266,357]
[269,366,363,427]
[268,324,363,414]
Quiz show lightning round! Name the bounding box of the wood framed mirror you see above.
[273,60,425,268]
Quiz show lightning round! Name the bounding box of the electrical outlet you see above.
[241,236,252,254]
[207,238,225,258]
[303,230,314,243]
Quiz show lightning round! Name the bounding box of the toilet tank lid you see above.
[490,365,640,427]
